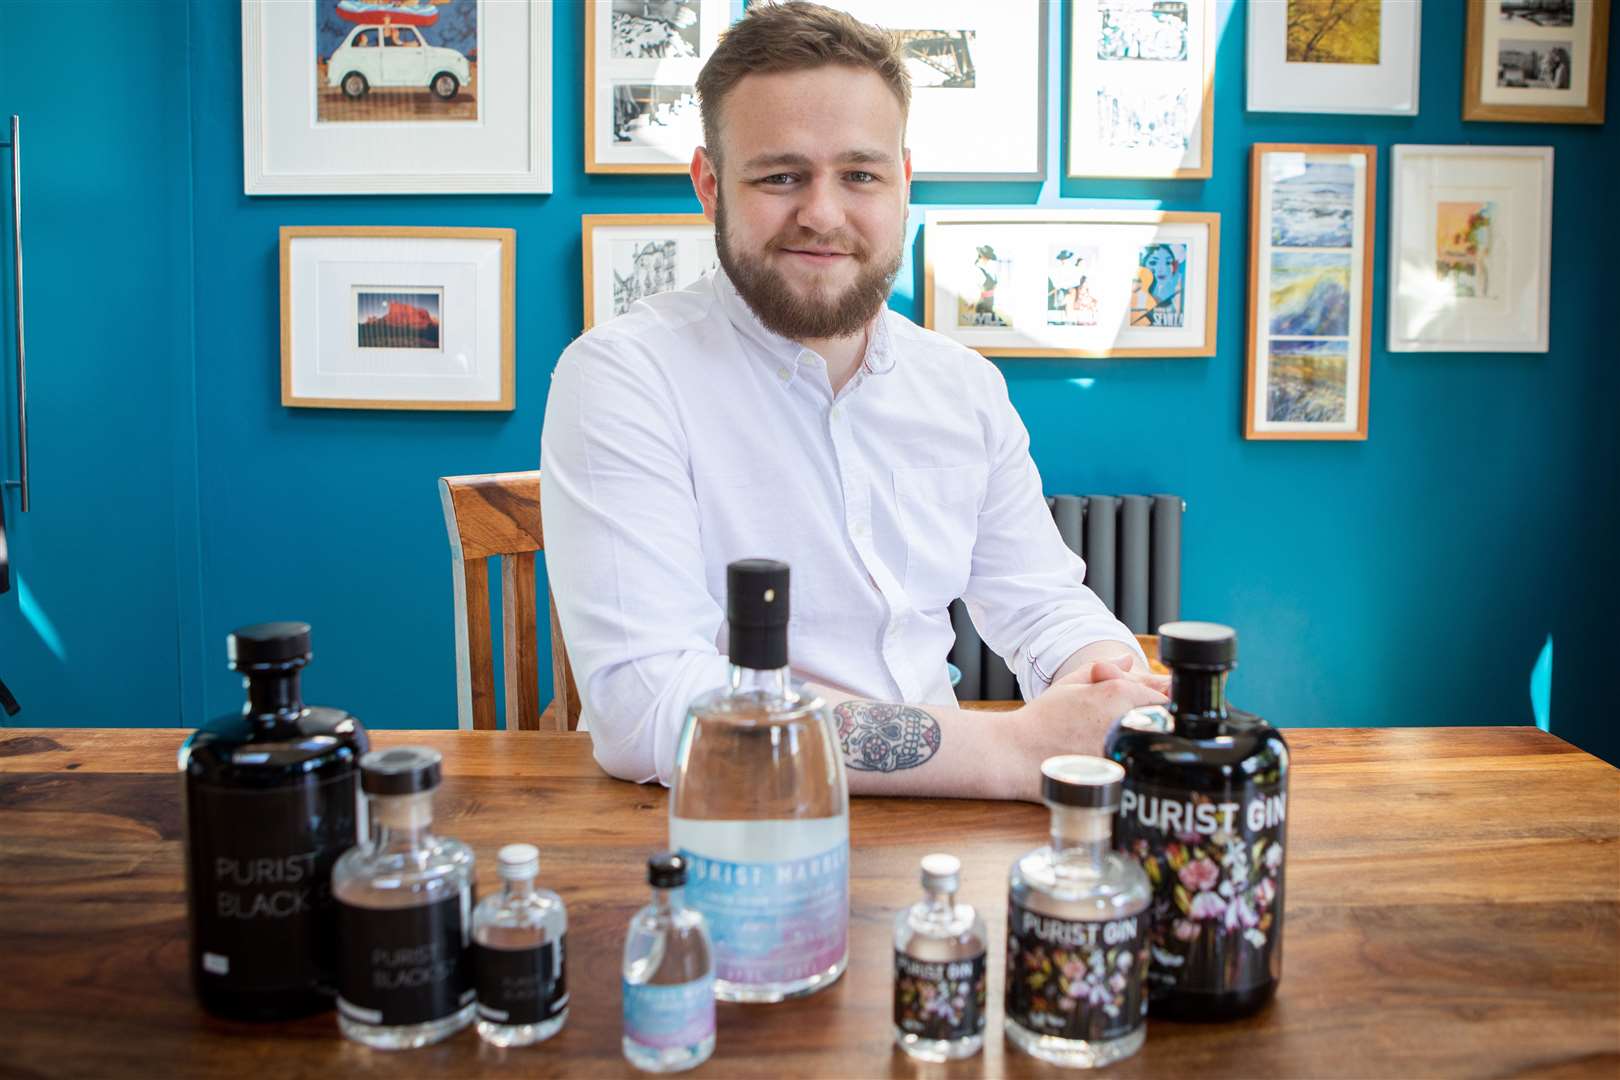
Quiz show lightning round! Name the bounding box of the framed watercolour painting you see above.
[1069,0,1215,179]
[586,0,734,173]
[1465,0,1609,123]
[582,214,719,329]
[243,0,553,194]
[1247,0,1421,114]
[1246,144,1375,441]
[923,209,1220,358]
[1387,145,1553,353]
[280,226,515,410]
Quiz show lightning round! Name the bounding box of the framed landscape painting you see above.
[582,214,719,329]
[1246,144,1376,441]
[1387,145,1553,352]
[1465,0,1610,123]
[923,209,1220,358]
[1247,0,1421,114]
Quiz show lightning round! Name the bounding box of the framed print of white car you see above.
[325,20,473,105]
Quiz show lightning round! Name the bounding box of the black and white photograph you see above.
[1499,0,1576,27]
[584,215,718,328]
[610,82,703,151]
[611,0,703,59]
[611,240,679,317]
[1497,39,1574,88]
[892,30,977,88]
[587,0,727,171]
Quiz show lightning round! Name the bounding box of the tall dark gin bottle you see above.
[180,622,369,1020]
[1105,621,1289,1021]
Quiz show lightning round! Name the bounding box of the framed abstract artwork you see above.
[1247,0,1422,114]
[923,208,1220,358]
[1465,0,1609,123]
[1245,144,1376,441]
[1387,145,1553,353]
[582,214,719,329]
[1068,0,1215,179]
[243,0,553,194]
[280,226,516,410]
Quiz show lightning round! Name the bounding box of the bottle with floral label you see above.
[893,853,987,1061]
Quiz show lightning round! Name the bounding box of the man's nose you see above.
[795,175,846,237]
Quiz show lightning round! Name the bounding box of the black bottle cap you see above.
[648,852,687,888]
[227,622,312,668]
[360,746,443,795]
[1157,621,1238,670]
[1040,755,1125,809]
[726,559,790,670]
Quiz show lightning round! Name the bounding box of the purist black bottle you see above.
[1104,622,1289,1022]
[180,622,369,1020]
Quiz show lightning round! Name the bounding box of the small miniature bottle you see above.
[1105,621,1290,1021]
[893,853,987,1061]
[622,854,716,1074]
[180,622,369,1020]
[473,843,569,1047]
[333,747,476,1049]
[1005,756,1151,1069]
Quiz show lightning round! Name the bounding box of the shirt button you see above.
[777,367,789,380]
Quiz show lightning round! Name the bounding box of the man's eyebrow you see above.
[740,149,898,172]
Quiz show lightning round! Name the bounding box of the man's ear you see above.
[691,147,720,222]
[902,145,913,198]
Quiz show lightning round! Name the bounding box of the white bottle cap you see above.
[497,843,540,881]
[920,852,961,893]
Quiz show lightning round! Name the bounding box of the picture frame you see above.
[582,214,719,329]
[1465,0,1609,123]
[1068,0,1215,179]
[1246,0,1422,115]
[1245,144,1376,441]
[280,226,516,410]
[243,0,552,194]
[1387,145,1554,353]
[923,208,1220,358]
[814,0,1048,181]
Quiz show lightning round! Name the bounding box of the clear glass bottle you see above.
[893,853,987,1061]
[669,559,849,1004]
[1005,756,1151,1069]
[622,853,716,1074]
[473,843,569,1047]
[180,622,369,1021]
[1106,621,1289,1022]
[333,747,476,1049]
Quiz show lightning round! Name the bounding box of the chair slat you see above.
[502,552,542,731]
[548,594,580,731]
[461,556,498,730]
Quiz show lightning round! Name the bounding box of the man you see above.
[542,2,1166,803]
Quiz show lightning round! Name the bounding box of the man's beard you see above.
[715,196,903,341]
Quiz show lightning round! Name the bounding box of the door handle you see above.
[2,115,27,512]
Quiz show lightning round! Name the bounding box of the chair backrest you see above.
[438,470,580,731]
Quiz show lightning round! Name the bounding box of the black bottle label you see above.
[893,951,986,1041]
[186,774,358,993]
[474,935,568,1025]
[337,893,475,1027]
[1004,900,1148,1042]
[1116,779,1288,997]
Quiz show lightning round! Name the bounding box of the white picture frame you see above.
[243,0,552,195]
[1387,145,1554,353]
[582,214,719,329]
[1247,0,1421,115]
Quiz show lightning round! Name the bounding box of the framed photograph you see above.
[1068,0,1215,179]
[1246,144,1375,441]
[1247,0,1421,114]
[582,214,720,329]
[1387,145,1553,353]
[585,0,734,173]
[280,226,515,410]
[923,208,1220,358]
[243,0,552,194]
[1465,0,1609,123]
[814,0,1047,180]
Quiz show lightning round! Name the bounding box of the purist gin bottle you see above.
[622,853,717,1073]
[893,854,988,1061]
[333,747,477,1049]
[1105,621,1289,1021]
[669,559,850,1003]
[180,622,369,1020]
[473,843,569,1047]
[1005,756,1151,1069]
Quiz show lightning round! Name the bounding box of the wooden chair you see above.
[438,470,580,731]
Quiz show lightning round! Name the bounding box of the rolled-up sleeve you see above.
[540,332,729,785]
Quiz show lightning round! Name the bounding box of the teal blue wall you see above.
[5,1,1617,766]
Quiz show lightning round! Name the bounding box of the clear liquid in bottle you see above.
[623,853,716,1073]
[893,853,987,1061]
[473,843,569,1046]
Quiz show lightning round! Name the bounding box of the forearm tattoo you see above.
[834,701,942,773]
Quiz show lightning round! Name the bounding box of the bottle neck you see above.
[369,793,434,854]
[924,885,957,920]
[651,884,682,916]
[241,668,305,729]
[1049,805,1111,872]
[727,663,793,703]
[501,877,536,902]
[1169,667,1230,738]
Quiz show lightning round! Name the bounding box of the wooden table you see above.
[2,726,1617,1077]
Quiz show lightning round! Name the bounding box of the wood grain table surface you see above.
[1,725,1616,1078]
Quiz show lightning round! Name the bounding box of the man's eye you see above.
[847,171,876,183]
[759,173,797,185]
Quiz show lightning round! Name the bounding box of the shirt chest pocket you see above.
[891,463,987,610]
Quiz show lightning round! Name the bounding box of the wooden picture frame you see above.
[1464,0,1609,124]
[280,226,516,410]
[1245,144,1376,441]
[581,214,718,330]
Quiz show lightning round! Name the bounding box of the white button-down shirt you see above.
[541,270,1142,785]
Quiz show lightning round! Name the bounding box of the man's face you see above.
[691,66,910,341]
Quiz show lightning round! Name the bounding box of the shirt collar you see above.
[712,267,896,386]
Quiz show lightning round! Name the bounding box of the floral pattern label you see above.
[893,951,986,1041]
[1116,779,1288,996]
[1004,900,1148,1042]
[622,973,716,1051]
